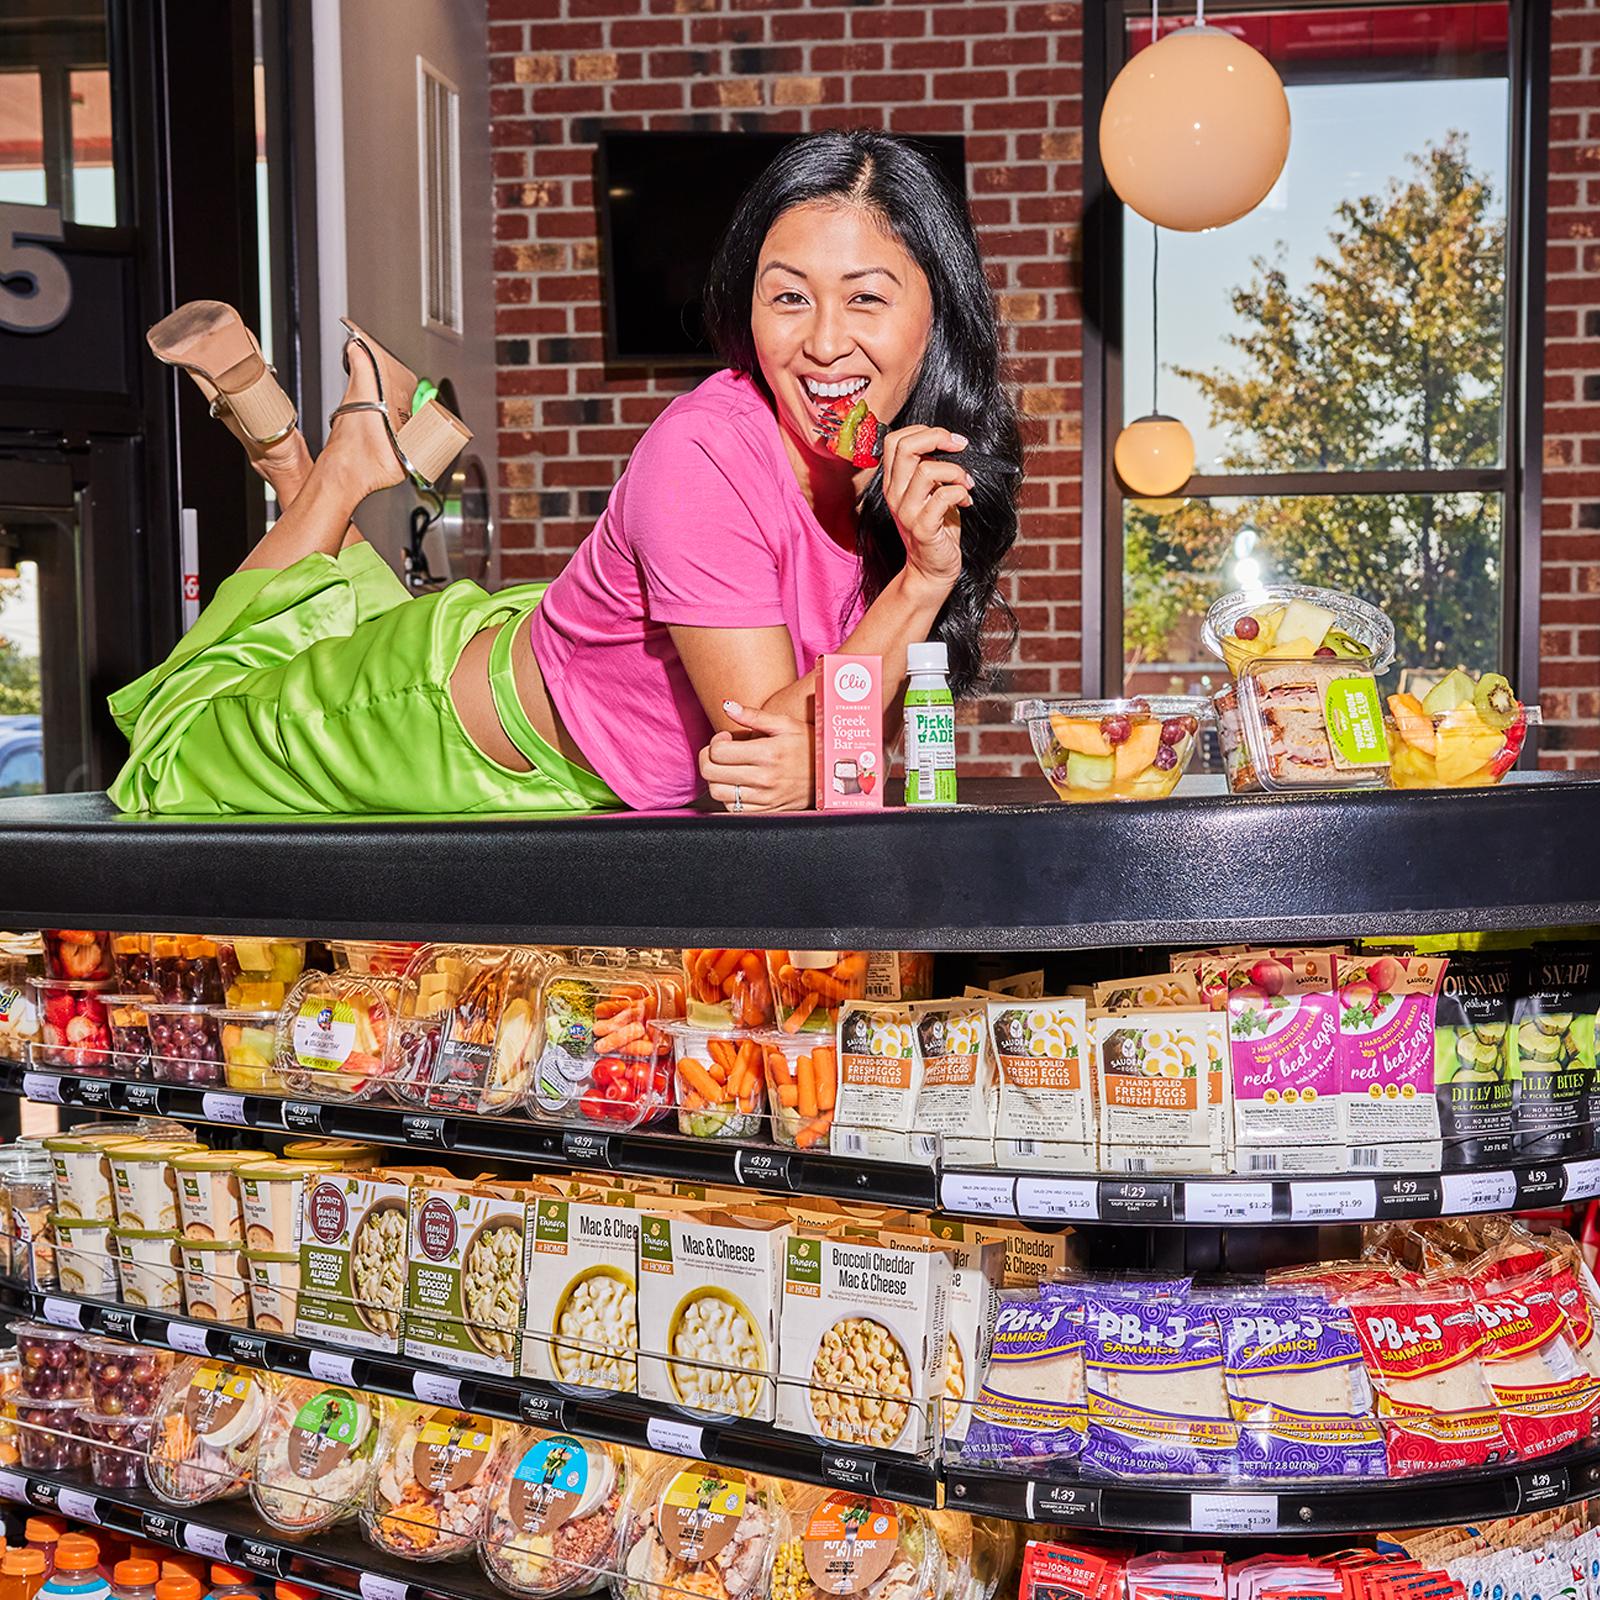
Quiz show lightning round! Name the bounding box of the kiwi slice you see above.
[1474,672,1518,730]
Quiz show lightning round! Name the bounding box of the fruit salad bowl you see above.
[1015,696,1210,802]
[1385,669,1540,788]
[1203,584,1396,678]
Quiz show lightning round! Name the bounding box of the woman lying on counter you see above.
[109,128,1021,817]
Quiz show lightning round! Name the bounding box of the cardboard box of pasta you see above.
[296,1168,418,1354]
[777,1234,952,1455]
[862,1226,1002,1447]
[521,1194,642,1394]
[926,1213,1076,1288]
[637,1209,789,1424]
[402,1179,533,1377]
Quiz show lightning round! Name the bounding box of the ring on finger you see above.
[733,784,743,813]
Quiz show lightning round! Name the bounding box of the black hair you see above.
[701,128,1021,698]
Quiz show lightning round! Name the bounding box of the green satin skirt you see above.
[107,542,621,816]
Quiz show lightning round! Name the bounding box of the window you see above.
[417,59,462,336]
[1089,1,1541,702]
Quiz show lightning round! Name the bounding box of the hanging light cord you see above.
[1151,224,1160,414]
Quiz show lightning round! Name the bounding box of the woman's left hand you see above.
[699,701,813,813]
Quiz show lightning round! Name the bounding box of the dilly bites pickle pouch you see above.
[1434,952,1516,1168]
[986,998,1092,1170]
[1335,953,1448,1172]
[1511,948,1600,1159]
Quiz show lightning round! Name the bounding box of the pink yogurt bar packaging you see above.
[1334,951,1449,1170]
[815,653,884,812]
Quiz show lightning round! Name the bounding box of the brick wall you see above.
[1542,0,1600,770]
[488,0,1598,779]
[487,0,1082,777]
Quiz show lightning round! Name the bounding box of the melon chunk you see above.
[1276,599,1335,652]
[1114,721,1163,780]
[1050,715,1112,757]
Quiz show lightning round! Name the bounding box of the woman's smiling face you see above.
[750,201,933,470]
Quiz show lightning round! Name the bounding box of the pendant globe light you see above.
[1099,0,1290,233]
[1114,226,1194,499]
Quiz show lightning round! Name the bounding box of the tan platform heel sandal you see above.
[331,318,472,490]
[146,301,298,445]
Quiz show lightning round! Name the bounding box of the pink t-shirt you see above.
[527,369,867,809]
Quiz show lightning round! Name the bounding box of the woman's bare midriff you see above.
[447,621,597,777]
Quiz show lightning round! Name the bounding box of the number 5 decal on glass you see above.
[0,205,72,334]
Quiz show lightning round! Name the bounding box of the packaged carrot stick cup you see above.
[766,950,869,1034]
[755,1031,837,1149]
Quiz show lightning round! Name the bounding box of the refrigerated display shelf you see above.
[0,1462,534,1600]
[0,1282,939,1506]
[0,780,1594,950]
[12,1062,1600,1225]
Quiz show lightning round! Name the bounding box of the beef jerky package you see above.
[1432,953,1516,1168]
[1510,946,1599,1159]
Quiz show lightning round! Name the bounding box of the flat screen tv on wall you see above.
[597,130,968,365]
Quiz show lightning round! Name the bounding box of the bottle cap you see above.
[274,1587,317,1600]
[209,1570,249,1588]
[115,1562,160,1586]
[3,1554,44,1576]
[159,1560,204,1586]
[907,641,948,674]
[53,1537,99,1574]
[156,1580,202,1600]
[22,1522,61,1545]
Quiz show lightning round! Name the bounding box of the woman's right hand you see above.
[880,426,973,600]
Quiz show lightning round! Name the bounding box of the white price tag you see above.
[1289,1180,1376,1222]
[412,1370,463,1406]
[645,1418,704,1458]
[360,1577,411,1600]
[201,1092,248,1126]
[1565,1160,1600,1202]
[1189,1493,1279,1534]
[168,1321,212,1356]
[41,1297,83,1329]
[56,1488,99,1524]
[1442,1171,1517,1214]
[1183,1183,1275,1224]
[21,1073,61,1104]
[1014,1177,1099,1221]
[939,1174,1016,1215]
[309,1349,357,1384]
[183,1526,231,1560]
[0,1469,28,1504]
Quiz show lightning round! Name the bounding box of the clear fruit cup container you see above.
[144,1003,225,1085]
[275,969,400,1100]
[105,994,154,1076]
[524,967,678,1128]
[13,1321,89,1399]
[217,1007,285,1093]
[75,1409,151,1487]
[8,1394,85,1471]
[664,1023,767,1140]
[210,936,308,1009]
[1202,583,1397,676]
[329,939,423,976]
[149,935,227,1005]
[29,977,113,1071]
[682,949,774,1028]
[1386,700,1541,789]
[82,1336,172,1416]
[1014,696,1210,802]
[111,933,154,994]
[41,930,112,982]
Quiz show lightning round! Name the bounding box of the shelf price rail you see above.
[0,1462,510,1600]
[0,1284,938,1506]
[15,1062,1600,1227]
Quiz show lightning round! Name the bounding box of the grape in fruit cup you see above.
[111,934,154,994]
[144,1003,225,1085]
[30,977,113,1071]
[105,995,153,1076]
[1014,697,1210,802]
[82,1336,172,1417]
[150,935,226,1005]
[42,930,112,982]
[13,1322,89,1400]
[1386,668,1539,789]
[1202,585,1396,678]
[8,1395,85,1471]
[75,1409,151,1487]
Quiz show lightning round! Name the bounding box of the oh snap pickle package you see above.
[1080,1291,1238,1478]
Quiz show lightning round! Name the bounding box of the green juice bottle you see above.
[903,641,957,806]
